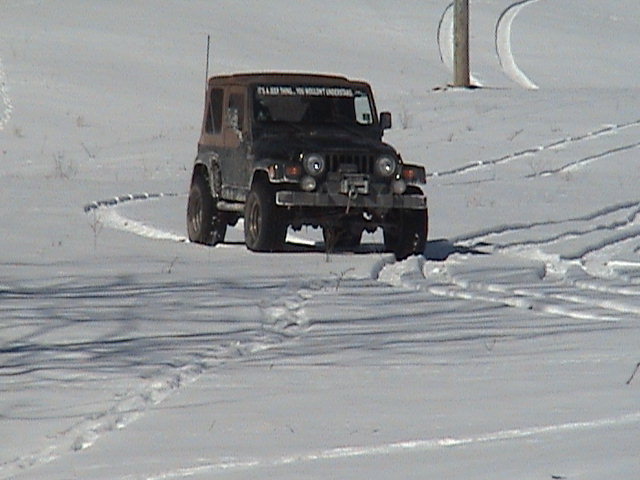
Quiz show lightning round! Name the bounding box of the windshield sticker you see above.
[256,86,355,98]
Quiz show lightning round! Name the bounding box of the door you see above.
[220,86,251,200]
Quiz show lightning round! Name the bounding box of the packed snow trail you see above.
[0,55,12,130]
[495,0,541,89]
[84,193,188,243]
[99,208,188,243]
[141,412,640,480]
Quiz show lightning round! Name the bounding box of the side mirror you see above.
[380,111,392,130]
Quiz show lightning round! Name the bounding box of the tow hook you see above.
[346,187,358,214]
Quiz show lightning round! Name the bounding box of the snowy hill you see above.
[1,1,639,479]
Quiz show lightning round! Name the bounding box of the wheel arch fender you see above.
[249,169,270,190]
[191,162,209,184]
[192,153,222,197]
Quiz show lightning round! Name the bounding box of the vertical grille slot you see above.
[327,153,374,174]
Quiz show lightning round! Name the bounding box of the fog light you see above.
[300,176,317,192]
[392,179,407,194]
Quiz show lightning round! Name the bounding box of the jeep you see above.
[186,73,428,259]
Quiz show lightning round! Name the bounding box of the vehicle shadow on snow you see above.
[223,238,488,261]
[421,238,489,261]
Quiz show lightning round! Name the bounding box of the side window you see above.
[354,92,373,125]
[205,88,224,134]
[227,93,245,131]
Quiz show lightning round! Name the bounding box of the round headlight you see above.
[303,153,326,177]
[375,155,397,178]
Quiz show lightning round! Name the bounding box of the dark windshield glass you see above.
[253,85,374,126]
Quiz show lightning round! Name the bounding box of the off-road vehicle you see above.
[186,73,428,259]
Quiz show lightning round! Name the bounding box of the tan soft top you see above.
[207,72,371,89]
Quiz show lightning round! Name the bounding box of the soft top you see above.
[207,72,371,89]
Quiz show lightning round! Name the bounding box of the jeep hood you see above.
[252,127,397,160]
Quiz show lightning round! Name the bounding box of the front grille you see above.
[326,153,375,174]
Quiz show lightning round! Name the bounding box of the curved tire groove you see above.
[495,0,542,89]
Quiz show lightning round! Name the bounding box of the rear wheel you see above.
[244,182,287,251]
[187,174,227,245]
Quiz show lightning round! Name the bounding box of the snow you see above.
[495,0,541,90]
[1,0,640,479]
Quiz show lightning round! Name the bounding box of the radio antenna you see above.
[205,34,211,86]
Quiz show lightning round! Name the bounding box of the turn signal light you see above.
[285,164,302,179]
[402,167,416,181]
[401,166,426,183]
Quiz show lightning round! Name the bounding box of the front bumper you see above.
[275,191,427,210]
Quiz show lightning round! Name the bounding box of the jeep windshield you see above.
[253,85,375,129]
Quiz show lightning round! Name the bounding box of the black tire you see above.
[384,208,428,261]
[322,227,362,252]
[187,174,227,245]
[244,182,287,252]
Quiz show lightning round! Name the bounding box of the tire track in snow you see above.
[1,362,205,478]
[454,199,640,266]
[454,200,640,246]
[3,338,297,478]
[427,200,640,320]
[83,192,180,213]
[0,55,13,131]
[529,139,640,178]
[83,192,189,243]
[376,200,640,325]
[8,194,349,478]
[376,257,635,347]
[424,259,632,324]
[456,200,640,254]
[495,0,541,89]
[428,268,638,323]
[428,119,640,179]
[99,209,188,243]
[141,412,640,479]
[1,277,328,479]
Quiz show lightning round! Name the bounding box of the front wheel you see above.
[384,208,428,261]
[187,175,227,245]
[322,227,362,252]
[244,182,287,252]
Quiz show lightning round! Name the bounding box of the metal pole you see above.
[453,0,470,87]
[205,34,211,85]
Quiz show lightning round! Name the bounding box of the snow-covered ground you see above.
[1,1,639,478]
